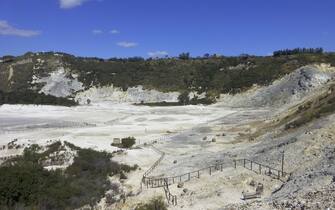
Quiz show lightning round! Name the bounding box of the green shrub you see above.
[135,196,167,210]
[178,92,190,105]
[0,90,77,106]
[0,143,137,210]
[121,137,136,148]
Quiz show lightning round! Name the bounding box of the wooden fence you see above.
[141,144,166,188]
[163,179,177,206]
[143,161,226,188]
[141,144,288,206]
[234,158,287,180]
[143,157,288,188]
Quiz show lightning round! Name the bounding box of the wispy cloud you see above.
[0,20,40,37]
[322,31,329,36]
[109,29,120,34]
[59,0,88,9]
[117,41,138,48]
[148,51,168,58]
[92,29,103,35]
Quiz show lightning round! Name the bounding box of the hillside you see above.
[1,54,335,209]
[1,52,335,105]
[219,64,335,107]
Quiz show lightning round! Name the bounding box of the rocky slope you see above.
[219,64,335,108]
[2,51,335,105]
[1,53,335,209]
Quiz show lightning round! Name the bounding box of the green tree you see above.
[178,52,190,60]
[178,92,190,105]
[121,137,136,148]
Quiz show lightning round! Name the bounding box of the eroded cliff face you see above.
[0,53,182,104]
[31,67,84,98]
[30,66,181,104]
[75,85,180,104]
[218,64,335,108]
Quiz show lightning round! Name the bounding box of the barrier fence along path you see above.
[163,179,177,205]
[141,144,287,206]
[234,158,287,180]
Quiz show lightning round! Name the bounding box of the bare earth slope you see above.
[219,64,335,108]
[116,64,335,210]
[1,64,335,209]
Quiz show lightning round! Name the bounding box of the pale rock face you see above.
[218,64,335,107]
[32,67,84,98]
[75,85,180,104]
[188,91,206,99]
[7,66,13,81]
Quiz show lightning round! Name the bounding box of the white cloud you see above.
[0,20,40,37]
[148,51,168,58]
[109,29,120,34]
[92,29,103,34]
[322,31,329,36]
[117,41,138,48]
[59,0,88,9]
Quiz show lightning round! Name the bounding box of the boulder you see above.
[177,182,184,188]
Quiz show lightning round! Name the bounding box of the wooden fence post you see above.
[209,167,212,175]
[234,160,236,169]
[243,159,246,168]
[259,164,261,174]
[281,151,285,177]
[198,170,200,178]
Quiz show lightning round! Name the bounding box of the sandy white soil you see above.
[1,65,335,210]
[0,103,235,151]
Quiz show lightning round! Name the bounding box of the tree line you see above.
[273,48,324,56]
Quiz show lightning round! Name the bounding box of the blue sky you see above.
[0,0,334,58]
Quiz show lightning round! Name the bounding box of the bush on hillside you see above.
[0,90,77,106]
[0,143,137,210]
[178,92,190,105]
[121,137,136,148]
[135,196,167,210]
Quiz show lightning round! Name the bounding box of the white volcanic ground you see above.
[0,103,235,151]
[1,64,335,209]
